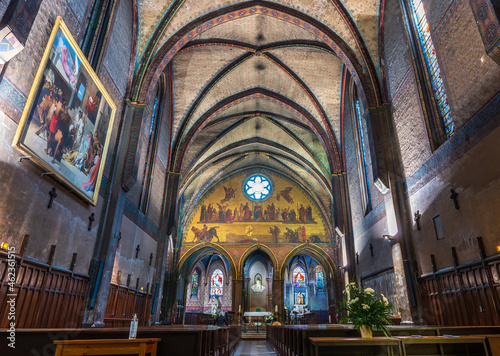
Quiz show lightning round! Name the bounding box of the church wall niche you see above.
[247,259,269,312]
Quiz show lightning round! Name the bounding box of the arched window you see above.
[316,266,324,289]
[190,270,199,296]
[293,266,306,288]
[402,0,454,148]
[293,266,307,305]
[351,87,372,214]
[210,269,224,296]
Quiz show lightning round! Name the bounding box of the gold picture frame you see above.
[13,17,116,206]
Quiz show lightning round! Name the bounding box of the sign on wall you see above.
[13,17,116,205]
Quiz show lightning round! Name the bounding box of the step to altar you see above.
[241,332,267,340]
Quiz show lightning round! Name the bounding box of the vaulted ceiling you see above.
[130,0,383,233]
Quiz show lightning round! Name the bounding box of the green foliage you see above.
[340,281,394,337]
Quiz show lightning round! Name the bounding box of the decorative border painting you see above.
[13,17,116,205]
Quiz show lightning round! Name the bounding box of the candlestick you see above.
[275,305,278,312]
[239,305,241,312]
[329,315,331,324]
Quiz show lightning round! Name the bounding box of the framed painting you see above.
[13,17,116,206]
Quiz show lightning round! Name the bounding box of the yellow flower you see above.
[362,304,370,310]
[365,288,375,295]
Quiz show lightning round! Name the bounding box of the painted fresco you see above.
[183,172,329,245]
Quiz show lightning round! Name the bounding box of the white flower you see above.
[350,297,359,304]
[362,304,370,310]
[365,288,375,295]
[382,296,388,304]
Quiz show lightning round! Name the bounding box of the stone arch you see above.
[177,243,238,279]
[280,243,337,281]
[239,244,279,279]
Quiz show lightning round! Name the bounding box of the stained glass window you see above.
[356,100,372,210]
[293,267,306,288]
[409,0,454,137]
[210,269,224,296]
[244,175,271,200]
[190,270,199,296]
[316,266,324,289]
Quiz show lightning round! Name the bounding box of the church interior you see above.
[1,0,500,355]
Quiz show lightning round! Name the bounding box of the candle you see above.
[329,315,331,324]
[275,305,278,312]
[239,305,241,312]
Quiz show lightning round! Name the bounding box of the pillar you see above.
[85,101,145,326]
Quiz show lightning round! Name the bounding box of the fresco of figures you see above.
[184,172,328,245]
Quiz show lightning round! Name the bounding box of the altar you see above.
[243,311,271,324]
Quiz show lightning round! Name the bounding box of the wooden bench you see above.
[396,335,489,356]
[309,336,401,356]
[3,325,240,356]
[53,338,161,356]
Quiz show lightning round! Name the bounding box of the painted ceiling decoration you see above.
[129,0,384,252]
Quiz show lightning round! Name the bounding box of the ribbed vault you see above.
[130,0,383,254]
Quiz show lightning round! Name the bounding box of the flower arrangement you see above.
[265,312,274,324]
[340,281,394,338]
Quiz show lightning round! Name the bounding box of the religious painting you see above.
[210,269,224,296]
[184,172,329,244]
[12,17,116,205]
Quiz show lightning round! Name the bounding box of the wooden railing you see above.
[418,256,500,326]
[104,283,152,327]
[0,252,89,328]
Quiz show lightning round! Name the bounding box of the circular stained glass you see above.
[244,174,272,201]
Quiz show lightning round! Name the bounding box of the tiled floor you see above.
[233,340,278,355]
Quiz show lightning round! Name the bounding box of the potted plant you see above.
[340,282,394,339]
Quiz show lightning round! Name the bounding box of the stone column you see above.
[152,172,180,323]
[273,278,284,322]
[85,101,145,326]
[232,278,243,323]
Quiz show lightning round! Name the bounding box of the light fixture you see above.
[0,242,8,250]
[383,234,397,242]
[335,227,344,238]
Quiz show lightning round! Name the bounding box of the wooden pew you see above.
[53,338,161,356]
[308,336,401,356]
[0,325,241,356]
[396,335,489,356]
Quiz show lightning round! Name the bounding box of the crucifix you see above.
[149,253,154,266]
[369,243,374,257]
[450,189,459,209]
[48,187,57,208]
[414,210,421,230]
[88,213,95,231]
[135,244,140,258]
[356,252,359,265]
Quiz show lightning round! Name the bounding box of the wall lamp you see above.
[383,234,397,242]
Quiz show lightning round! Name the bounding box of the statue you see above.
[251,277,265,293]
[296,292,304,305]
